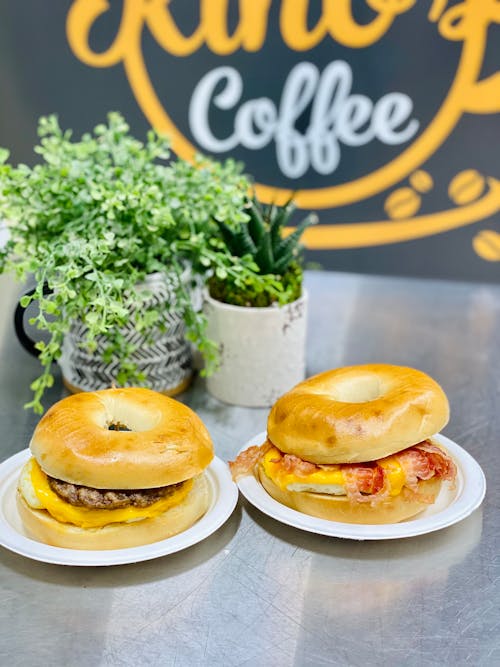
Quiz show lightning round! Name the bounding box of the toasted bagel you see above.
[267,364,449,464]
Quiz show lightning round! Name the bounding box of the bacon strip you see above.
[343,464,387,504]
[396,440,456,493]
[280,454,318,476]
[229,439,456,505]
[229,442,272,480]
[414,441,457,481]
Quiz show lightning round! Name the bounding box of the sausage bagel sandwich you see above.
[17,387,214,549]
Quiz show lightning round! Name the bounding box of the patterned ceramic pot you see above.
[204,291,308,407]
[58,272,193,395]
[14,272,193,395]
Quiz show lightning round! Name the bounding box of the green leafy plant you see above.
[0,112,281,412]
[208,197,317,307]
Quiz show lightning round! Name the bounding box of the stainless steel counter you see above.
[1,270,499,667]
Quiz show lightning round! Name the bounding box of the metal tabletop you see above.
[1,270,499,667]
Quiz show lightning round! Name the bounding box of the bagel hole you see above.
[332,375,382,403]
[101,400,160,432]
[107,422,131,432]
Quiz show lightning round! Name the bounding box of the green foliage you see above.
[209,197,316,307]
[208,261,303,307]
[0,112,279,412]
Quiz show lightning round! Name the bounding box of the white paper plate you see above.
[0,450,238,566]
[236,432,486,540]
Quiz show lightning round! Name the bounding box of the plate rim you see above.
[0,450,238,566]
[236,431,486,540]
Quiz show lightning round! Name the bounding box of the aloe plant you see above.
[216,198,316,274]
[209,197,317,307]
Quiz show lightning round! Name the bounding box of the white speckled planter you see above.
[204,291,307,407]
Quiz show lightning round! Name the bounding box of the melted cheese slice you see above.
[20,458,192,529]
[378,458,406,496]
[262,447,406,497]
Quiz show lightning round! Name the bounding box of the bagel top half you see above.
[29,387,214,489]
[267,364,449,464]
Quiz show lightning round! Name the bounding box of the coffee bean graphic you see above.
[473,230,500,261]
[409,170,433,193]
[384,187,421,219]
[449,170,485,205]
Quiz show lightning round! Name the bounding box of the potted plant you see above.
[0,112,267,412]
[204,197,316,407]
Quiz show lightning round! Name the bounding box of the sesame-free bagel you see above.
[30,387,214,488]
[267,364,449,464]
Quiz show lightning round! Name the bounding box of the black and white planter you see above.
[204,291,308,407]
[59,272,193,395]
[16,272,193,396]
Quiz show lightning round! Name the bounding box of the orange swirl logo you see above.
[66,0,500,255]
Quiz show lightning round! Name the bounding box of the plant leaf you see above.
[255,233,274,274]
[247,199,266,244]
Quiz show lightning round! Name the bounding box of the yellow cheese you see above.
[262,446,407,497]
[262,447,344,491]
[26,458,191,529]
[378,458,406,496]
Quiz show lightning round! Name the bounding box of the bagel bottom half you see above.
[258,466,442,525]
[17,474,210,550]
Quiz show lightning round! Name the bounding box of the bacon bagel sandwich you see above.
[17,387,214,549]
[230,365,456,524]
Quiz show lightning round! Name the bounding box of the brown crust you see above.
[29,388,214,489]
[258,466,442,524]
[267,364,449,464]
[17,474,210,550]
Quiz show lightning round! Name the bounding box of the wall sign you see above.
[1,1,499,280]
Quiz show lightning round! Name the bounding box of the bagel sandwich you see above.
[230,365,457,524]
[17,387,214,549]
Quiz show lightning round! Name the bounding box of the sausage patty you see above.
[48,477,185,509]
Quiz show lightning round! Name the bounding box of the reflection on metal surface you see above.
[291,512,483,665]
[303,510,482,618]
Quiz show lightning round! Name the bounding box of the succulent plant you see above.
[216,197,317,276]
[209,197,317,307]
